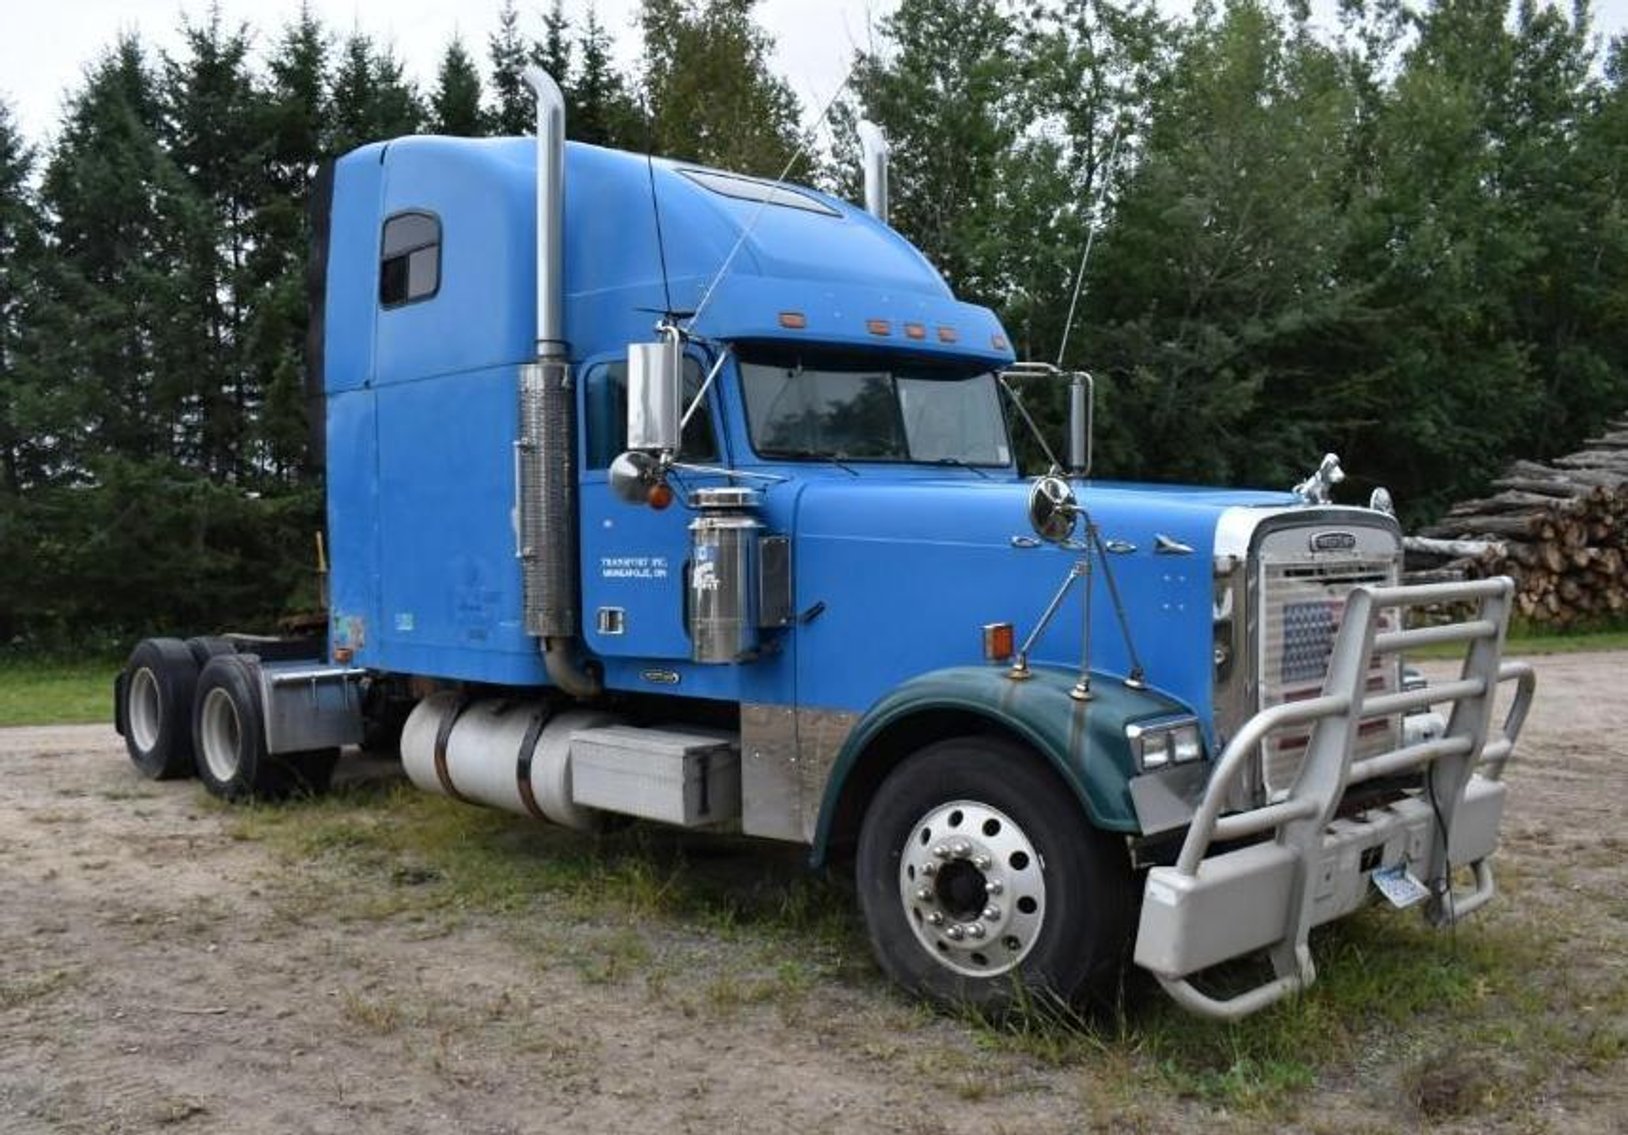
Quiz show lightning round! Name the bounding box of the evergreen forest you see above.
[1,0,1626,643]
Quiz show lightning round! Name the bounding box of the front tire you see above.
[856,736,1134,1015]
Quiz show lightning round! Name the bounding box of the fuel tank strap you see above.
[433,695,474,804]
[514,709,551,821]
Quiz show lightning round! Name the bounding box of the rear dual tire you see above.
[121,638,202,780]
[192,653,338,801]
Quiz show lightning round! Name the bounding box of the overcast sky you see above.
[3,0,1626,148]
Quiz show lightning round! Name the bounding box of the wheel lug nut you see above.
[985,880,1003,895]
[914,886,934,903]
[972,855,991,871]
[927,911,944,926]
[966,923,986,939]
[951,841,972,859]
[945,925,965,941]
[921,862,937,877]
[983,905,1001,921]
[932,844,950,859]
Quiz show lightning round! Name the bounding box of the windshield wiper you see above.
[928,457,991,479]
[760,448,860,476]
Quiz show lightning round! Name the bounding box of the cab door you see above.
[577,349,725,660]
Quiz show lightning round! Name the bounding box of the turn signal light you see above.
[647,482,674,511]
[778,311,807,329]
[982,622,1014,663]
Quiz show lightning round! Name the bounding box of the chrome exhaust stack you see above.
[858,120,890,223]
[519,65,598,697]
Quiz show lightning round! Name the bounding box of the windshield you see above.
[739,348,1011,466]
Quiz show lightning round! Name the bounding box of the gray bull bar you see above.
[1134,578,1536,1020]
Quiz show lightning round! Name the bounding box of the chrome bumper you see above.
[1133,579,1536,1021]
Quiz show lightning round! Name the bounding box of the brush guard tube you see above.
[1133,578,1536,1021]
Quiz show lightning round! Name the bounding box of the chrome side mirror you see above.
[626,332,682,452]
[1067,372,1094,477]
[1028,475,1079,543]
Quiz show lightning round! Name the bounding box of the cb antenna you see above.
[1055,124,1124,369]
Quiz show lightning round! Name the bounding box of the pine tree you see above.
[575,6,640,147]
[160,8,267,480]
[329,31,423,156]
[41,35,208,468]
[430,36,486,136]
[249,5,332,483]
[488,0,539,136]
[0,100,45,496]
[540,0,573,86]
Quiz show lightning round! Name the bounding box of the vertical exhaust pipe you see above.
[519,65,599,697]
[524,66,567,362]
[858,120,889,223]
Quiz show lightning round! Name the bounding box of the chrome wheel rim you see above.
[198,687,242,783]
[898,799,1045,977]
[128,667,161,753]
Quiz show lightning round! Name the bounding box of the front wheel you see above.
[856,736,1134,1015]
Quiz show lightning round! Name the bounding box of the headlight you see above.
[1127,716,1205,771]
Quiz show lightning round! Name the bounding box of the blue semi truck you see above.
[115,70,1536,1019]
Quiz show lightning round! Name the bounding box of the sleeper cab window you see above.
[379,210,441,308]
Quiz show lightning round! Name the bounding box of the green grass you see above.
[0,657,118,727]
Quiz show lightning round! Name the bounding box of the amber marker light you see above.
[937,326,959,343]
[904,322,927,340]
[866,318,892,336]
[982,622,1015,663]
[647,482,675,511]
[778,311,807,329]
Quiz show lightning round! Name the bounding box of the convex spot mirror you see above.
[1028,475,1079,544]
[626,336,682,453]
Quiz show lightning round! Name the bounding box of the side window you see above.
[379,211,440,308]
[584,356,718,469]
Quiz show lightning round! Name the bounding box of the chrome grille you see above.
[1258,557,1400,798]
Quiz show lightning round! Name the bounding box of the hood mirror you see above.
[1028,475,1079,543]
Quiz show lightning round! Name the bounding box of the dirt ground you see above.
[1,652,1624,1134]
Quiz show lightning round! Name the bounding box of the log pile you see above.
[1404,417,1628,627]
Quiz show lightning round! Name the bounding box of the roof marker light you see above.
[937,326,959,344]
[867,319,892,336]
[778,311,807,329]
[904,322,927,340]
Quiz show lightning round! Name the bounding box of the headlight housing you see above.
[1127,716,1205,771]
